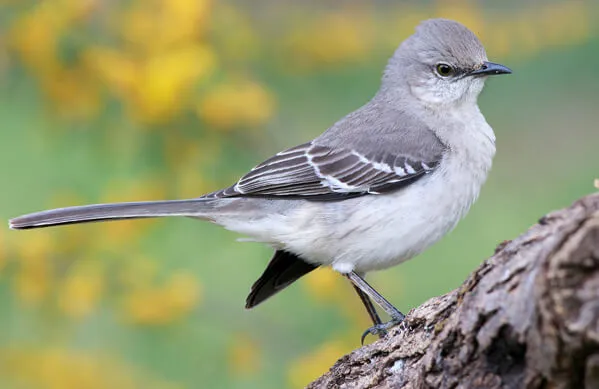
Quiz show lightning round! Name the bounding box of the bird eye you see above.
[435,63,455,77]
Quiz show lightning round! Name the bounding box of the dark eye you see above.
[435,63,455,77]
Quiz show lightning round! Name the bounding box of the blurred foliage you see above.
[0,347,181,389]
[0,0,598,388]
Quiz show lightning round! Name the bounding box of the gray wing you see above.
[206,141,443,200]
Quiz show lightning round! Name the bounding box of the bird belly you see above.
[278,151,493,273]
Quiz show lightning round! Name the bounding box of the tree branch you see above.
[309,192,599,389]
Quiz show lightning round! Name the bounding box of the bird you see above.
[8,19,511,340]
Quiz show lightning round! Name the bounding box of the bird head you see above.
[383,19,511,107]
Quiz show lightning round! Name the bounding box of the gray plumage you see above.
[8,19,511,312]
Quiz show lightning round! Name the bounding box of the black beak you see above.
[470,61,512,76]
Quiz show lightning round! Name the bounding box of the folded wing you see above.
[208,142,441,200]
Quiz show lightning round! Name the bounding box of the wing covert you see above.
[205,141,442,200]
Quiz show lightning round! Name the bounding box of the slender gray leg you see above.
[351,284,383,326]
[345,271,405,320]
[345,271,405,342]
[351,284,387,343]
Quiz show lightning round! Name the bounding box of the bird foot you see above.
[361,314,405,345]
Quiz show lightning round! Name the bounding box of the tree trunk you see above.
[309,192,599,389]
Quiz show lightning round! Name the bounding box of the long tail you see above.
[8,199,212,230]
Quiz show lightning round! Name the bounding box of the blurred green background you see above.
[1,0,598,388]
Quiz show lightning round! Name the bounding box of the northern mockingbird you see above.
[9,19,511,340]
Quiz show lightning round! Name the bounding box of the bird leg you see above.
[345,271,405,343]
[351,285,389,343]
[351,284,383,326]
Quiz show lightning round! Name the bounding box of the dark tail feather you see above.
[245,250,318,309]
[9,199,211,230]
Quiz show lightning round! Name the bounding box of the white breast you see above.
[277,116,496,273]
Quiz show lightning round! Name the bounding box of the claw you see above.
[361,325,388,345]
[360,315,406,344]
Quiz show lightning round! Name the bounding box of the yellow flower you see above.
[197,80,275,130]
[121,0,212,53]
[131,44,217,123]
[9,0,96,72]
[9,4,61,74]
[87,43,217,124]
[158,0,212,45]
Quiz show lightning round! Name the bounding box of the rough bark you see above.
[309,192,599,389]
